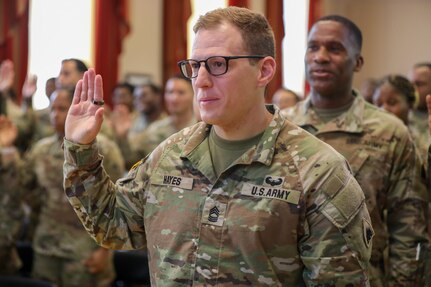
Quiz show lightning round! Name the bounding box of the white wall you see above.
[119,1,431,92]
[322,0,431,89]
[119,0,266,88]
[118,0,163,86]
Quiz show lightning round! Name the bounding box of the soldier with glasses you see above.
[63,7,373,286]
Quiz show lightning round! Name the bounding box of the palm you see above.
[0,60,14,93]
[111,104,132,137]
[65,69,105,144]
[22,75,37,99]
[0,116,18,147]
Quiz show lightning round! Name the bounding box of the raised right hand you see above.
[65,69,105,144]
[0,59,14,93]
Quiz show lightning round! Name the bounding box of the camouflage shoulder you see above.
[364,101,410,136]
[154,121,206,151]
[276,122,366,227]
[96,133,120,151]
[128,122,206,172]
[27,134,58,155]
[145,117,172,132]
[279,103,303,121]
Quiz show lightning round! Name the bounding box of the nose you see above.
[314,47,330,63]
[193,62,212,88]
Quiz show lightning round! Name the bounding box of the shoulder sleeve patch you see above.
[320,174,365,229]
[363,218,374,248]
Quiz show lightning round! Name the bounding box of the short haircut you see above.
[414,62,431,72]
[115,82,135,95]
[53,87,75,103]
[46,77,56,83]
[379,74,416,107]
[62,58,88,73]
[193,6,275,59]
[137,82,162,96]
[278,87,300,102]
[314,15,363,52]
[168,73,192,87]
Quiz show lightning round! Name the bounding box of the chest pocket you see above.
[345,149,369,177]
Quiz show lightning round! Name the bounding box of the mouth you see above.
[199,97,219,104]
[310,69,333,78]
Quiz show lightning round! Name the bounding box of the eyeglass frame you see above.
[177,55,266,79]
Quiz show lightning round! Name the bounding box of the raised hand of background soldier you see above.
[0,115,18,147]
[111,104,133,138]
[22,74,38,100]
[0,59,14,94]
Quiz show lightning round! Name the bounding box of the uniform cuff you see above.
[63,138,100,168]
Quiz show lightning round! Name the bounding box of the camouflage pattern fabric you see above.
[128,112,168,142]
[64,106,373,286]
[129,116,198,165]
[32,252,114,287]
[0,146,24,275]
[21,134,123,286]
[5,97,35,153]
[282,92,429,287]
[409,110,431,170]
[117,112,167,170]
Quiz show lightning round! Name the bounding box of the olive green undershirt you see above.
[207,127,264,178]
[312,99,354,123]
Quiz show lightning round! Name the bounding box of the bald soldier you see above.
[282,15,428,286]
[63,7,373,286]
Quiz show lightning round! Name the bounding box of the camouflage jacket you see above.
[22,134,124,259]
[128,116,198,165]
[3,97,35,153]
[409,110,431,170]
[0,146,25,273]
[116,112,168,170]
[64,106,373,286]
[282,93,429,286]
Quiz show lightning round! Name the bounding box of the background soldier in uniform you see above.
[125,74,197,166]
[0,115,24,275]
[63,7,373,286]
[12,88,123,286]
[281,15,428,286]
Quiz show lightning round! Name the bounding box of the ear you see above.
[257,57,276,88]
[354,54,364,72]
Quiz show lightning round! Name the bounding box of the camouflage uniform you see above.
[22,134,125,287]
[409,110,431,170]
[282,93,429,287]
[0,146,24,275]
[128,116,198,165]
[117,111,167,169]
[1,96,35,153]
[64,106,373,286]
[31,108,55,143]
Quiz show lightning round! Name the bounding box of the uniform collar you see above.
[181,105,284,168]
[297,90,366,134]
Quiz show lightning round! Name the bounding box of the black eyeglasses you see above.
[177,55,266,79]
